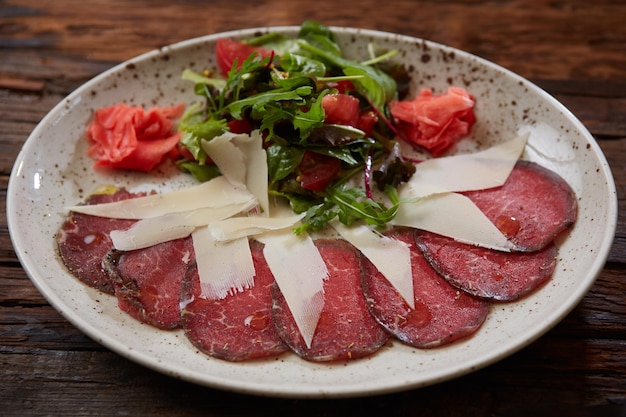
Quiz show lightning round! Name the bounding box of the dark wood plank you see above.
[598,139,626,264]
[0,92,63,174]
[0,342,623,417]
[1,0,625,414]
[2,0,626,82]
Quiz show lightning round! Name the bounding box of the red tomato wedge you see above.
[357,109,379,136]
[298,150,342,192]
[215,38,274,77]
[389,87,476,156]
[227,118,254,134]
[321,93,360,127]
[324,79,355,94]
[86,103,185,172]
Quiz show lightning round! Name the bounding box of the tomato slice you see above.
[324,80,355,94]
[298,150,342,192]
[357,110,379,136]
[321,93,360,127]
[215,38,274,77]
[227,118,254,134]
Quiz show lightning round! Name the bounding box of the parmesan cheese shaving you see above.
[201,133,246,187]
[392,193,517,251]
[109,200,257,251]
[201,130,269,216]
[208,213,305,241]
[66,176,254,219]
[330,221,414,309]
[400,132,528,199]
[232,130,269,217]
[257,230,328,348]
[192,227,255,300]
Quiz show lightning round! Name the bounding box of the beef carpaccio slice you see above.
[463,160,577,252]
[104,236,194,329]
[56,189,142,294]
[272,239,390,362]
[180,239,288,361]
[361,227,490,348]
[416,231,557,301]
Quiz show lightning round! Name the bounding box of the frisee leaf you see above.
[177,109,228,165]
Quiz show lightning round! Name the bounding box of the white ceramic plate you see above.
[7,26,617,398]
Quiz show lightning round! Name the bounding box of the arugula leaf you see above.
[256,84,325,145]
[266,143,304,185]
[257,102,294,144]
[298,20,338,42]
[298,20,341,56]
[271,73,317,90]
[293,182,401,234]
[323,144,376,166]
[293,201,338,234]
[291,92,326,141]
[219,53,273,109]
[267,20,383,106]
[295,39,397,110]
[228,86,312,119]
[326,185,399,227]
[343,65,396,112]
[279,53,327,77]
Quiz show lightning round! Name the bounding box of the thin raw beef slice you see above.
[272,239,390,362]
[361,227,490,348]
[56,189,143,294]
[463,160,577,252]
[416,231,557,301]
[180,239,288,362]
[104,236,194,329]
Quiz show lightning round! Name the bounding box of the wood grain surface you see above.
[1,0,625,416]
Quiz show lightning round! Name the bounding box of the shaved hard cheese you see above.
[232,131,269,217]
[330,221,414,309]
[201,133,246,187]
[208,213,305,242]
[201,130,269,216]
[192,226,255,300]
[257,230,329,348]
[392,192,516,251]
[66,176,255,219]
[110,200,258,251]
[400,133,528,199]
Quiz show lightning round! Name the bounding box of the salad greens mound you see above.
[176,20,416,233]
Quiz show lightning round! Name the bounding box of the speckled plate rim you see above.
[7,25,618,398]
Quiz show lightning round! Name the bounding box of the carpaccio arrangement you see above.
[56,21,577,363]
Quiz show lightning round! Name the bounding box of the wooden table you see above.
[1,0,624,415]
